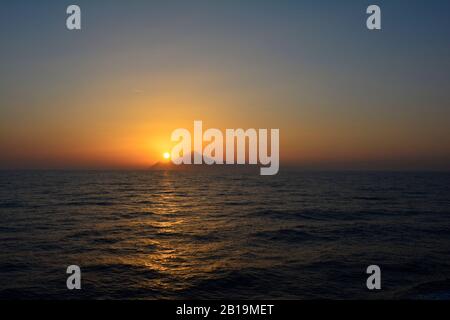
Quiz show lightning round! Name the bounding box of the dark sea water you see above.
[0,170,449,300]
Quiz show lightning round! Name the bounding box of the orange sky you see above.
[1,1,449,170]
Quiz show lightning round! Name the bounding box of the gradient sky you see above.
[1,0,449,170]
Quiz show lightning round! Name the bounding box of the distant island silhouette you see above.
[150,152,259,173]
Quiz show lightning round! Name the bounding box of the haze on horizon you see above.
[1,0,449,171]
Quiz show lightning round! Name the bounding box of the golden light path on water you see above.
[1,170,448,299]
[92,171,241,295]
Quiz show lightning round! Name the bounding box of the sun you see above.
[163,152,170,160]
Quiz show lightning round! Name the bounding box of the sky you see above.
[0,0,449,170]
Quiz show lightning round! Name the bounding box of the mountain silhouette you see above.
[150,151,214,171]
[149,151,259,173]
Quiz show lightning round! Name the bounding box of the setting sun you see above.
[163,152,170,160]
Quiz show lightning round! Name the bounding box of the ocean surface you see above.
[0,170,449,300]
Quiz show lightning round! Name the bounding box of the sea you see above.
[0,170,449,299]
